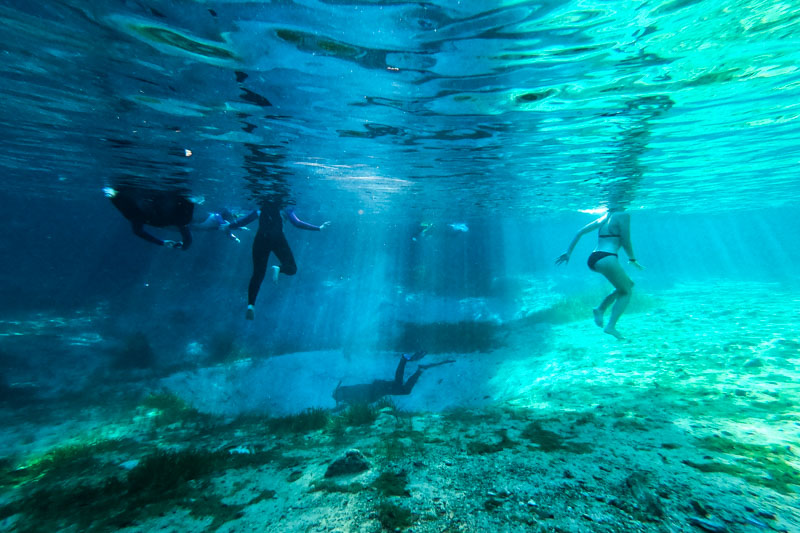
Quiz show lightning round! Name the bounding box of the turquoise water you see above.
[1,1,799,532]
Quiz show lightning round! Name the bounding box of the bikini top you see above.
[598,217,621,239]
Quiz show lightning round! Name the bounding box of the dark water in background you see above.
[1,0,800,393]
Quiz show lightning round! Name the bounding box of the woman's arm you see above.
[284,208,330,231]
[617,214,643,268]
[228,210,259,230]
[618,214,635,259]
[555,217,604,264]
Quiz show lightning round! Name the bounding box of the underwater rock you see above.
[374,411,398,434]
[325,449,370,477]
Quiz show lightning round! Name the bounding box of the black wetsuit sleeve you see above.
[284,208,321,231]
[229,210,259,230]
[131,221,164,246]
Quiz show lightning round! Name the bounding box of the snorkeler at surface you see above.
[556,207,643,340]
[332,351,455,408]
[107,186,195,250]
[232,199,330,320]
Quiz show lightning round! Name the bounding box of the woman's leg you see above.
[248,233,270,306]
[593,290,618,327]
[271,231,298,276]
[592,257,634,339]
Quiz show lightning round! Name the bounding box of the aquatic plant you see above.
[466,429,516,455]
[372,470,409,497]
[333,403,380,430]
[126,449,218,494]
[0,444,283,532]
[140,391,203,427]
[267,407,331,434]
[521,421,593,454]
[5,438,127,488]
[372,428,424,462]
[377,501,414,531]
[690,435,800,494]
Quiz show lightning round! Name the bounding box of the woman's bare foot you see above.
[603,326,624,340]
[593,308,604,327]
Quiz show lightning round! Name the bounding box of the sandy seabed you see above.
[0,280,798,532]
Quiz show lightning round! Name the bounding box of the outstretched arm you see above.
[555,216,604,264]
[284,208,330,231]
[228,210,259,230]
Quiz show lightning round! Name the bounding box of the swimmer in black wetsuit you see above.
[230,200,330,320]
[106,186,195,250]
[556,208,643,339]
[332,352,455,408]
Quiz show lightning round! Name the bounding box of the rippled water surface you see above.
[2,0,800,215]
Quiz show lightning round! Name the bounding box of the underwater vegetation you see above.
[372,470,410,497]
[377,501,414,531]
[684,435,800,495]
[267,407,331,434]
[0,445,280,532]
[266,400,397,437]
[521,420,593,454]
[139,391,207,427]
[467,429,516,455]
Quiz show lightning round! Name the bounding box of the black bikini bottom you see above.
[587,251,618,271]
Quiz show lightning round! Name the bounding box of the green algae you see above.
[521,421,593,454]
[141,391,206,427]
[2,438,129,488]
[372,470,409,497]
[377,501,414,531]
[693,435,800,494]
[372,428,424,462]
[331,398,396,432]
[267,407,331,434]
[0,445,286,531]
[466,429,516,455]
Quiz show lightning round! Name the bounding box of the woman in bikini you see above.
[556,208,643,339]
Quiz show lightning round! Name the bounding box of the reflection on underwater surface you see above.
[1,1,800,212]
[1,0,800,531]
